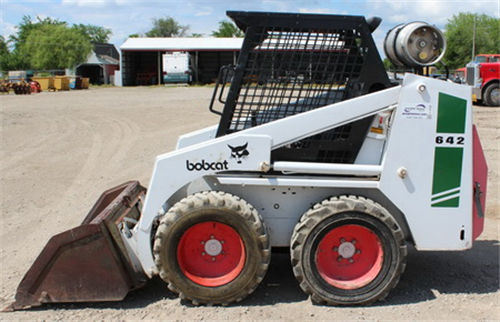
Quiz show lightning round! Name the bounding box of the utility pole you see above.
[472,16,476,61]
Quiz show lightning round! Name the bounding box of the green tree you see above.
[9,15,65,48]
[6,16,112,70]
[444,12,500,69]
[73,24,112,43]
[145,17,189,37]
[212,20,244,38]
[8,15,66,69]
[0,36,12,71]
[22,24,92,70]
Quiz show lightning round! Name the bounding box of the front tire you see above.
[291,195,407,305]
[154,191,270,305]
[483,83,499,107]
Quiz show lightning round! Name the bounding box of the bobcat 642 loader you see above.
[5,11,488,310]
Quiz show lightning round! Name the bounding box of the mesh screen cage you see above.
[214,11,393,164]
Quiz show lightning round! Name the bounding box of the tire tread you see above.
[154,191,270,306]
[290,195,407,306]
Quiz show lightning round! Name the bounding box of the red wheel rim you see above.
[177,222,246,287]
[316,224,383,290]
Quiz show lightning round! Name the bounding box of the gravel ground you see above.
[0,86,499,321]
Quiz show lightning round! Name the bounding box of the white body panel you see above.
[176,125,217,149]
[379,74,474,250]
[129,74,477,276]
[355,111,392,165]
[215,175,380,246]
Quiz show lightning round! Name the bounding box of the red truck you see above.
[466,54,500,107]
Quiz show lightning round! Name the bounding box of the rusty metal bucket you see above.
[4,181,148,311]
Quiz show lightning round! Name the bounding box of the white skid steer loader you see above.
[5,11,488,310]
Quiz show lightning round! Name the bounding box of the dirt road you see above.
[1,86,498,321]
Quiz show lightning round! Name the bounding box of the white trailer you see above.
[162,52,191,84]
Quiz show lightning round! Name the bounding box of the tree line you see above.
[0,16,112,71]
[1,12,498,72]
[445,12,499,68]
[0,16,243,72]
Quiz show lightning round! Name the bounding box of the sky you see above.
[1,0,499,54]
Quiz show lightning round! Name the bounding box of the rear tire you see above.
[154,191,270,305]
[483,83,499,107]
[290,195,407,305]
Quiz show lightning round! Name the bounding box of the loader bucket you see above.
[4,181,147,311]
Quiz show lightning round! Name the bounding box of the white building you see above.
[119,37,243,86]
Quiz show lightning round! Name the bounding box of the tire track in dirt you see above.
[0,111,86,239]
[0,113,77,173]
[0,111,143,301]
[49,113,142,220]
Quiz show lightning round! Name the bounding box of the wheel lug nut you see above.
[202,252,206,256]
[221,240,225,244]
[351,239,356,245]
[212,257,216,261]
[210,235,215,239]
[333,247,339,252]
[201,241,205,245]
[356,249,361,254]
[349,259,354,263]
[337,256,343,262]
[340,238,346,243]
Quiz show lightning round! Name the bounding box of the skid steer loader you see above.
[5,11,488,310]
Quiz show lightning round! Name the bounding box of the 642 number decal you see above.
[435,135,465,145]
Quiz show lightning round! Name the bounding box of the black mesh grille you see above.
[227,28,364,132]
[215,12,392,164]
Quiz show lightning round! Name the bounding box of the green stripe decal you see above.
[432,147,464,197]
[436,93,467,134]
[431,93,466,208]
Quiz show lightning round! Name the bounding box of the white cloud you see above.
[1,21,17,42]
[196,11,212,17]
[298,8,347,14]
[385,14,409,24]
[62,0,118,8]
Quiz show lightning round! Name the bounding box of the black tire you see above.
[483,83,499,107]
[290,195,407,305]
[154,191,271,305]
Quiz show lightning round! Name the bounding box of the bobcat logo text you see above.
[185,143,250,171]
[186,160,229,171]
